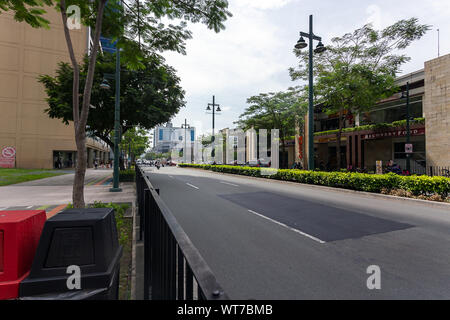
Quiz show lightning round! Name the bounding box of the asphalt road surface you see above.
[143,166,450,299]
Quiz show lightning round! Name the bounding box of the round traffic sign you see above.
[1,147,16,158]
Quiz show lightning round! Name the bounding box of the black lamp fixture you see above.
[314,41,326,53]
[295,36,307,49]
[100,78,111,90]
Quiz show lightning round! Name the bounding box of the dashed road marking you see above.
[186,183,199,190]
[247,209,325,244]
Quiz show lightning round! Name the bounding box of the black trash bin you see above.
[19,208,123,300]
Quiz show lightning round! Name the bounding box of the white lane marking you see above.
[247,209,325,244]
[26,206,33,209]
[220,181,239,187]
[186,183,199,190]
[169,175,174,178]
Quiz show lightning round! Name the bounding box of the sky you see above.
[159,0,449,139]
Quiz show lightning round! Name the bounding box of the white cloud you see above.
[366,4,382,29]
[164,1,290,96]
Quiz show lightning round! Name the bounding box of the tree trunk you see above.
[336,109,343,170]
[73,133,86,207]
[60,0,107,208]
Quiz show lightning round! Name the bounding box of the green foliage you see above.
[236,87,307,140]
[178,164,450,198]
[121,127,150,160]
[0,0,53,28]
[119,169,135,182]
[144,151,170,160]
[66,201,131,245]
[39,53,184,149]
[0,168,66,186]
[314,117,425,136]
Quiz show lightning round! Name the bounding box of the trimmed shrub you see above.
[119,169,135,182]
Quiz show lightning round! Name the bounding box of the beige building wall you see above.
[0,8,108,169]
[424,54,450,167]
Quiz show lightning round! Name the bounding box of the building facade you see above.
[153,122,196,154]
[0,7,110,169]
[304,54,450,174]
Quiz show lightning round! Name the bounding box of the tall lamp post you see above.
[100,0,143,192]
[181,119,191,163]
[206,95,221,158]
[100,57,121,192]
[401,82,411,173]
[295,14,326,171]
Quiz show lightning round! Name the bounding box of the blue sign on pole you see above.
[100,36,117,53]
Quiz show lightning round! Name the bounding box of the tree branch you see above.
[60,0,80,132]
[79,0,107,133]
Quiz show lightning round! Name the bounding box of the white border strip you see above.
[220,181,239,187]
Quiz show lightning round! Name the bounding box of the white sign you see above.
[405,143,413,154]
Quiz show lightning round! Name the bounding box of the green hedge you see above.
[119,169,135,182]
[178,164,450,198]
[314,118,425,137]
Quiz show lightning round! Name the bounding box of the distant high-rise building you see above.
[153,122,196,153]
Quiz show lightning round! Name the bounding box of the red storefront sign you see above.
[362,128,425,140]
[0,147,16,168]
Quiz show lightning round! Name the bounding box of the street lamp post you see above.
[110,47,122,192]
[402,82,411,173]
[102,0,143,192]
[100,60,121,192]
[206,95,221,159]
[295,14,326,171]
[181,119,191,163]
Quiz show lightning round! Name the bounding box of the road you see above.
[143,166,450,299]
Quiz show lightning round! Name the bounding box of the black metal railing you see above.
[427,166,450,177]
[135,165,228,300]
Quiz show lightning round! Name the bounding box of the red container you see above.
[0,210,46,300]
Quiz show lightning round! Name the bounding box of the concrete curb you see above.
[180,167,450,210]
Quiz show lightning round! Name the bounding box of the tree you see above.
[121,127,149,165]
[289,18,430,169]
[4,0,232,207]
[39,52,185,168]
[144,151,170,161]
[0,0,53,28]
[235,87,307,168]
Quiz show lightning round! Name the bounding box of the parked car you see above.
[245,159,271,167]
[259,159,271,167]
[245,160,260,167]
